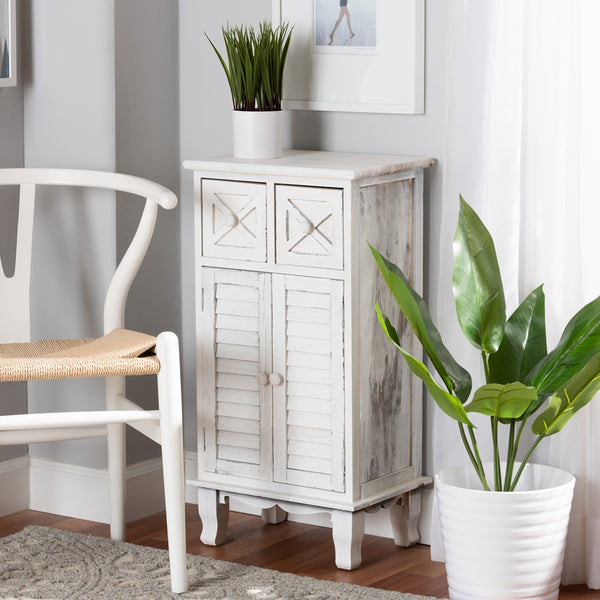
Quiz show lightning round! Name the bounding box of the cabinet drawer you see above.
[275,185,344,269]
[201,179,267,262]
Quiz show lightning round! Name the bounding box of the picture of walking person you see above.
[329,0,354,44]
[314,0,376,49]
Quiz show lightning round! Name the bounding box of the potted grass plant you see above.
[207,21,292,159]
[371,197,600,600]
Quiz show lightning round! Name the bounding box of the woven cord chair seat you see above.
[0,328,160,382]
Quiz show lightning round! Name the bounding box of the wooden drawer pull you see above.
[298,219,314,235]
[225,213,239,228]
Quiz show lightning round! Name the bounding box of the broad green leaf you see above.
[488,286,547,384]
[528,293,600,396]
[376,306,474,426]
[371,245,472,402]
[466,382,537,419]
[452,196,506,353]
[532,352,600,435]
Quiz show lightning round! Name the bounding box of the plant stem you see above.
[504,406,533,490]
[508,434,546,491]
[481,350,491,383]
[514,407,531,451]
[464,424,490,490]
[458,422,479,474]
[491,416,502,491]
[503,420,516,491]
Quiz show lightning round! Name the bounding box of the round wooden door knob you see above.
[269,373,284,386]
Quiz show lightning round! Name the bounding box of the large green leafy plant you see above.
[372,197,600,492]
[206,21,292,111]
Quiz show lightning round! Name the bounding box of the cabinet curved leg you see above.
[197,488,229,545]
[331,509,365,570]
[390,490,421,547]
[261,505,288,524]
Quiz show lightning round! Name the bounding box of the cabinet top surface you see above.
[183,150,435,181]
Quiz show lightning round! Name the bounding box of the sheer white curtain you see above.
[434,0,600,587]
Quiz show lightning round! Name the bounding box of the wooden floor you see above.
[0,505,597,599]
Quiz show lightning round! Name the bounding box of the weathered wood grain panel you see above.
[358,178,419,485]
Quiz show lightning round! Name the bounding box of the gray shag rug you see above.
[0,526,439,600]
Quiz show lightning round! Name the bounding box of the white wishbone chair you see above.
[0,168,187,593]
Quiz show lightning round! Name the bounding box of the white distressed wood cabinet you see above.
[184,151,434,569]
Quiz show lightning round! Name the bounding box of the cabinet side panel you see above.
[358,178,419,486]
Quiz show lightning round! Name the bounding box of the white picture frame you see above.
[0,0,16,88]
[273,0,424,114]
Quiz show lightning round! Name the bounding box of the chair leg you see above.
[156,331,187,594]
[106,376,126,541]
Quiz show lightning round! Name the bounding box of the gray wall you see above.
[0,0,24,464]
[20,0,179,469]
[114,0,180,464]
[178,0,447,475]
[23,0,116,468]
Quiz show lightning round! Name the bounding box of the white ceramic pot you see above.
[436,463,575,600]
[232,109,283,159]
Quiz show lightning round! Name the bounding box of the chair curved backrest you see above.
[0,168,177,342]
[0,168,186,594]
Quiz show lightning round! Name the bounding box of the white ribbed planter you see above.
[232,109,283,159]
[436,463,575,600]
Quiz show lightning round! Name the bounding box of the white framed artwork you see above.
[0,0,16,87]
[272,0,424,114]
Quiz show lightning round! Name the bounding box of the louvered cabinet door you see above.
[271,275,345,492]
[200,268,273,480]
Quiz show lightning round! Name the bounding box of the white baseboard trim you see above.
[17,450,433,543]
[184,451,433,545]
[0,456,29,516]
[29,456,167,523]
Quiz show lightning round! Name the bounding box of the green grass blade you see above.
[207,21,292,112]
[205,32,236,108]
